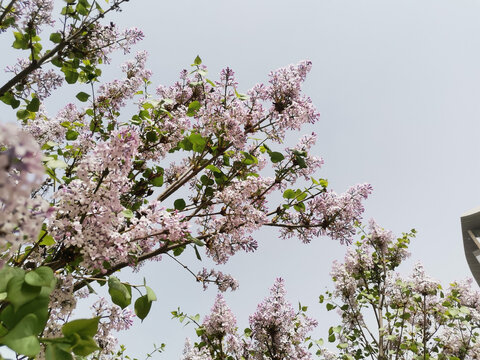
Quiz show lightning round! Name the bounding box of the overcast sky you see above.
[4,0,480,358]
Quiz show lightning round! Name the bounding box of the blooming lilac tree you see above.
[176,279,318,360]
[317,221,480,360]
[0,0,376,358]
[179,222,480,360]
[4,1,477,359]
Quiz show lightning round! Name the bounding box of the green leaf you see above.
[326,303,336,311]
[204,186,214,197]
[134,295,152,321]
[194,245,202,261]
[49,32,63,44]
[241,151,258,165]
[45,343,73,360]
[76,2,88,15]
[173,245,185,257]
[75,92,90,102]
[122,209,134,219]
[145,286,157,302]
[293,202,305,212]
[46,158,67,169]
[0,92,14,106]
[65,130,78,141]
[0,314,40,357]
[151,175,164,187]
[16,109,30,120]
[193,55,202,65]
[38,231,55,246]
[188,133,206,152]
[186,101,201,117]
[12,32,28,49]
[179,137,193,151]
[146,130,158,142]
[188,236,204,247]
[0,267,23,293]
[205,164,221,173]
[174,198,186,211]
[0,323,7,337]
[200,175,214,186]
[62,317,100,338]
[107,277,131,309]
[234,89,249,101]
[64,70,79,84]
[283,189,296,199]
[294,153,307,169]
[6,276,41,310]
[25,267,54,287]
[0,297,49,334]
[26,97,40,112]
[296,192,307,201]
[269,151,284,163]
[71,336,99,356]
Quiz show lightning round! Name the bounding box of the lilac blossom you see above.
[266,61,320,139]
[0,123,47,263]
[91,297,135,353]
[203,294,237,339]
[202,177,275,263]
[96,51,152,118]
[49,128,190,270]
[197,268,239,292]
[5,58,63,99]
[77,24,144,64]
[279,183,373,244]
[17,0,54,32]
[182,339,213,360]
[249,278,317,360]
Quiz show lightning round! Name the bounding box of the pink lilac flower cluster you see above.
[280,183,373,244]
[284,132,324,182]
[78,23,144,64]
[91,297,135,354]
[330,219,406,301]
[49,129,140,269]
[16,0,55,32]
[182,339,212,360]
[5,58,63,99]
[195,67,254,149]
[49,128,190,270]
[43,274,77,339]
[196,267,239,292]
[156,61,319,152]
[202,177,276,264]
[0,123,47,264]
[22,105,57,144]
[96,51,152,118]
[203,294,237,339]
[249,278,317,360]
[266,60,320,139]
[183,279,317,360]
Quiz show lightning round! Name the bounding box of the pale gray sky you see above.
[4,0,480,358]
